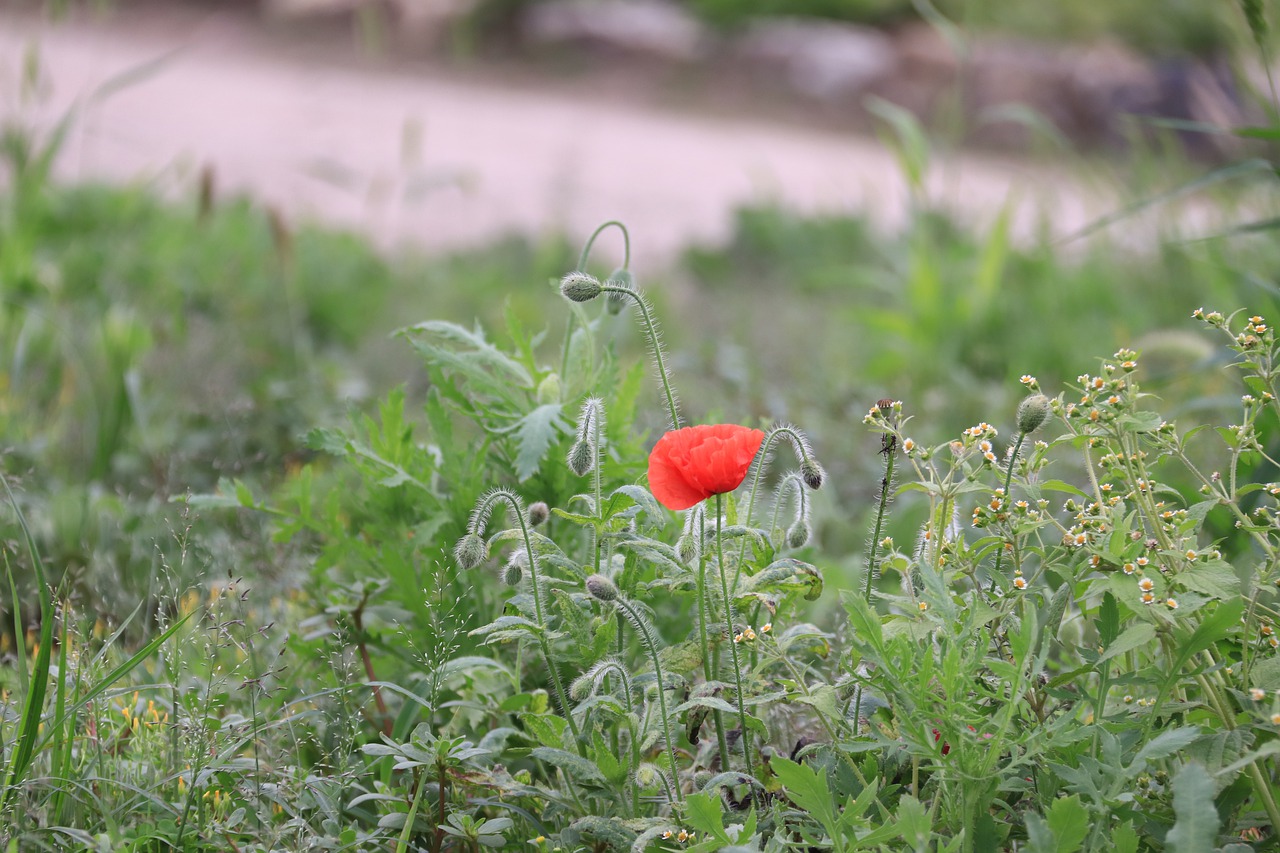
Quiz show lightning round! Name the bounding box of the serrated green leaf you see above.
[1165,763,1220,853]
[1131,726,1200,769]
[512,403,565,481]
[1045,795,1089,853]
[531,747,608,787]
[771,757,837,838]
[1177,560,1240,600]
[895,795,930,852]
[519,713,569,749]
[683,792,731,843]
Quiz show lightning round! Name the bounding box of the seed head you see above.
[527,501,550,527]
[1016,394,1051,435]
[567,440,594,477]
[454,533,488,570]
[560,271,602,303]
[585,574,619,603]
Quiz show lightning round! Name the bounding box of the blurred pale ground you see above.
[0,2,1120,272]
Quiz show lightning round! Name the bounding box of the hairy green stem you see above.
[599,284,681,430]
[716,494,753,772]
[989,432,1026,588]
[475,491,580,746]
[615,597,683,803]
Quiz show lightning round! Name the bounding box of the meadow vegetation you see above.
[5,18,1280,850]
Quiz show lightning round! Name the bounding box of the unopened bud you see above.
[800,459,824,490]
[634,763,661,790]
[501,555,525,586]
[527,501,550,527]
[560,271,602,303]
[536,373,561,405]
[1016,395,1051,435]
[454,533,488,570]
[567,440,594,477]
[606,268,634,315]
[786,521,811,549]
[585,574,619,602]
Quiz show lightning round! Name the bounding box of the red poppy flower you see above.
[647,424,766,511]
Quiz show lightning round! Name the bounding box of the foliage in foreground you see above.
[8,205,1280,850]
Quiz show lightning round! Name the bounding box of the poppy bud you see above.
[800,459,825,490]
[567,440,594,477]
[606,268,634,315]
[1016,394,1051,435]
[634,763,661,790]
[454,533,488,569]
[560,271,602,303]
[585,574,619,602]
[536,373,561,405]
[786,521,811,549]
[501,555,524,586]
[527,501,550,527]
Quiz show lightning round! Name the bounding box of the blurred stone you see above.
[734,19,896,100]
[523,0,706,62]
[263,0,478,47]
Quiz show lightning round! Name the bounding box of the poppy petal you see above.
[647,424,766,511]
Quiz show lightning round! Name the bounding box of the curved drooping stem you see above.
[598,284,682,431]
[464,489,580,744]
[613,596,683,803]
[577,220,632,272]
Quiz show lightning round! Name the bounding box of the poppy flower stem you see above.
[613,596,683,803]
[599,284,681,430]
[694,528,732,770]
[716,493,753,772]
[736,425,822,588]
[469,490,581,748]
[577,220,631,271]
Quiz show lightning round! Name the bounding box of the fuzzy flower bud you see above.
[527,501,550,527]
[535,373,562,405]
[606,268,634,315]
[560,271,602,303]
[1016,394,1051,435]
[800,459,825,490]
[634,764,662,790]
[585,574,619,602]
[786,521,811,549]
[501,557,524,586]
[454,533,488,570]
[567,440,594,477]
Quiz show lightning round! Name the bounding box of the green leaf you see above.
[1177,560,1240,600]
[1111,822,1138,853]
[1098,623,1155,664]
[511,403,565,482]
[683,792,731,844]
[1045,795,1089,853]
[895,795,930,852]
[530,747,608,787]
[1164,763,1220,853]
[592,732,629,786]
[1250,655,1280,691]
[771,757,837,839]
[1131,726,1200,769]
[1096,592,1120,647]
[519,713,569,749]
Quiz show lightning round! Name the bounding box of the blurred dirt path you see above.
[0,6,1110,271]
